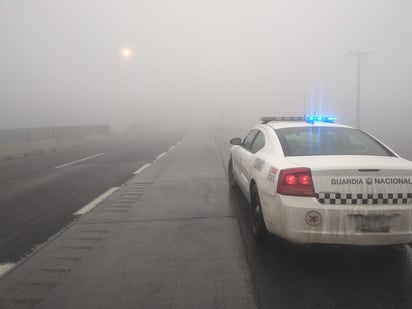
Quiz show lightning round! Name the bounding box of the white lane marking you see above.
[155,152,166,161]
[133,163,151,175]
[169,145,176,151]
[54,153,106,169]
[0,263,16,277]
[74,187,119,215]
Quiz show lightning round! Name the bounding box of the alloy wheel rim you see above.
[255,205,260,227]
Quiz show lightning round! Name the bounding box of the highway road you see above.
[0,129,185,265]
[1,128,412,308]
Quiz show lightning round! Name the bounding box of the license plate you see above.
[350,214,400,233]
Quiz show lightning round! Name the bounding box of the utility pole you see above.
[348,49,371,129]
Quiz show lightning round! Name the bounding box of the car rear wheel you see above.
[228,158,238,189]
[251,184,267,242]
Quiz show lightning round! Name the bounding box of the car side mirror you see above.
[230,138,242,145]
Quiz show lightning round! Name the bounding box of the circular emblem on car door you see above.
[305,211,322,226]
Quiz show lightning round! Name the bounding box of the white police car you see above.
[228,116,412,245]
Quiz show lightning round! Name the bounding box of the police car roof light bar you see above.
[305,115,337,124]
[261,116,305,124]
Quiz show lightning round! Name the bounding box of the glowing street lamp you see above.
[122,48,132,58]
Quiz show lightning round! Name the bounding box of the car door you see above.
[243,130,266,191]
[234,129,258,193]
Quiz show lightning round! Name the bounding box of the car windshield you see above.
[276,126,396,157]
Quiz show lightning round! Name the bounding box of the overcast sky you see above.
[0,0,411,140]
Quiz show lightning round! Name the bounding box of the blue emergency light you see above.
[305,115,337,123]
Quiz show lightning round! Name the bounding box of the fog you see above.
[0,0,411,142]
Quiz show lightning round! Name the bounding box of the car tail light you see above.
[277,168,315,197]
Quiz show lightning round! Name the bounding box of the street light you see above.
[121,48,132,58]
[348,49,371,129]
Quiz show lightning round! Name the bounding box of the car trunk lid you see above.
[285,156,412,204]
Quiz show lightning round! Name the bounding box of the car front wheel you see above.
[251,184,267,242]
[228,158,238,189]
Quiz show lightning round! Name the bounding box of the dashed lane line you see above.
[132,141,180,176]
[0,263,16,278]
[54,153,106,169]
[74,187,119,216]
[133,163,152,175]
[76,143,179,216]
[154,152,166,161]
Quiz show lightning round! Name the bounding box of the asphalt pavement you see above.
[0,130,257,309]
[0,129,184,264]
[1,128,412,308]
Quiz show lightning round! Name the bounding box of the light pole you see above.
[348,49,371,129]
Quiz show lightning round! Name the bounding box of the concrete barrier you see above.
[0,125,110,162]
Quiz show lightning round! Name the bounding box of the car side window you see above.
[242,129,258,151]
[250,131,265,154]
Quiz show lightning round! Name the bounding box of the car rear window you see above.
[275,126,396,157]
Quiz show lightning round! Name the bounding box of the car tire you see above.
[251,184,267,242]
[228,158,238,189]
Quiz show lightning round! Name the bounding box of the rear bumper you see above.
[263,194,412,246]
